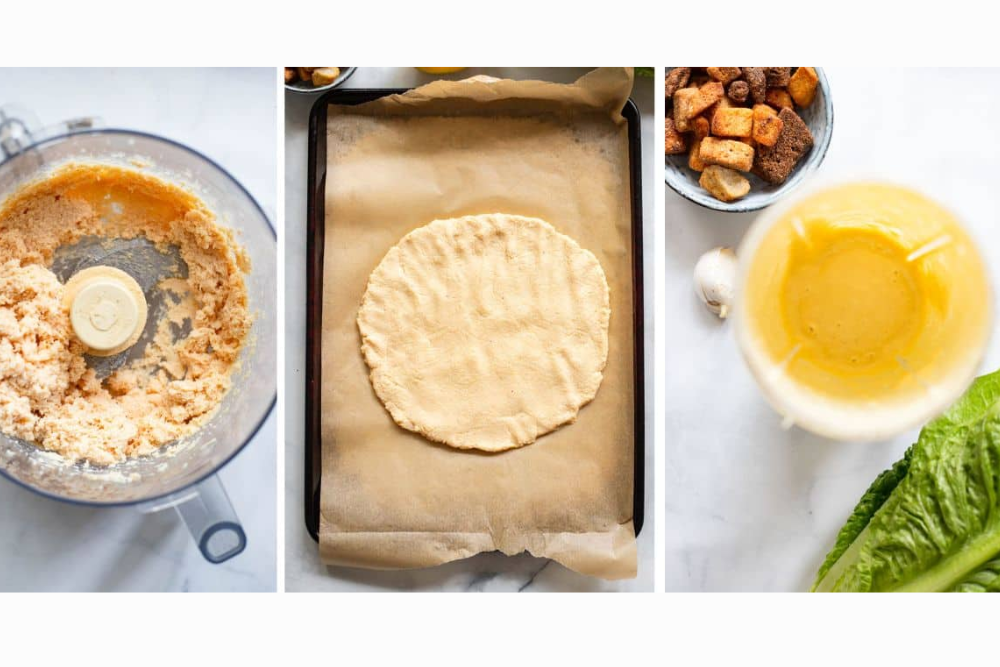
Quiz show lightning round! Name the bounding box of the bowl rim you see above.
[664,67,834,213]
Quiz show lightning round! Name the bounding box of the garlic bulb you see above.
[694,246,737,318]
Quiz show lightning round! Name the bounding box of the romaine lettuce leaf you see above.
[813,447,912,587]
[951,556,1000,592]
[813,369,1000,592]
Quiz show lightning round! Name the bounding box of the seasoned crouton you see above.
[673,87,709,131]
[674,81,724,131]
[672,88,705,131]
[752,107,814,184]
[752,104,784,147]
[699,165,751,202]
[728,80,749,104]
[665,67,691,98]
[699,137,754,172]
[312,68,341,86]
[753,103,777,119]
[764,68,792,87]
[700,81,725,106]
[712,107,754,138]
[688,116,711,172]
[706,94,733,125]
[743,67,767,104]
[665,118,688,155]
[707,67,741,84]
[765,88,794,110]
[788,67,819,107]
[691,115,710,138]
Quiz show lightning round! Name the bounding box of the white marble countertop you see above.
[665,68,1000,591]
[284,67,654,591]
[0,68,277,592]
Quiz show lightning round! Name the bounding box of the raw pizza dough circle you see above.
[357,213,611,452]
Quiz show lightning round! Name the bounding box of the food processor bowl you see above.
[0,120,276,563]
[733,179,992,442]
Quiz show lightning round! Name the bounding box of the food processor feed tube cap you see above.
[64,266,148,356]
[0,108,276,566]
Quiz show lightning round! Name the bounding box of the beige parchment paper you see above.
[319,68,637,579]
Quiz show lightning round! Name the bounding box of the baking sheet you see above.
[317,68,638,579]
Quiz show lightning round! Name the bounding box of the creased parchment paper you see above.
[319,68,637,579]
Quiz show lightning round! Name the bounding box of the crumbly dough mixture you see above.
[0,164,250,465]
[357,213,610,452]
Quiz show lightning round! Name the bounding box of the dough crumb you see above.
[0,164,251,465]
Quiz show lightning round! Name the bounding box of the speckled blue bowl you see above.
[665,67,833,212]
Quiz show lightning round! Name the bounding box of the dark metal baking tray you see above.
[305,87,645,544]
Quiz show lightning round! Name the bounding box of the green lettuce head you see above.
[814,369,1000,592]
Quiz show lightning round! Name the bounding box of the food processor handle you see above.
[172,474,247,564]
[0,105,104,162]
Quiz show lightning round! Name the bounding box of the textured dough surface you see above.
[0,164,250,465]
[357,213,610,451]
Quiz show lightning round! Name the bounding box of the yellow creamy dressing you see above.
[745,183,989,402]
[782,224,926,373]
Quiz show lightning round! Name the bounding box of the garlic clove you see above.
[694,246,737,319]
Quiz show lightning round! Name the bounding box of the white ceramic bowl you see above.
[284,67,357,95]
[665,67,834,212]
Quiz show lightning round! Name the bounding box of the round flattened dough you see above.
[357,213,611,452]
